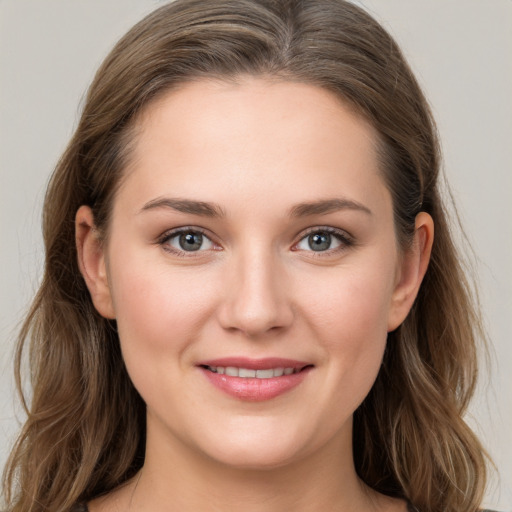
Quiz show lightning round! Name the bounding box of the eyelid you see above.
[155,225,354,257]
[157,226,221,256]
[292,226,355,253]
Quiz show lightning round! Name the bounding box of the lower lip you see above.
[200,367,312,401]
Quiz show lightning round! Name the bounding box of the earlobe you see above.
[387,212,434,332]
[75,205,116,319]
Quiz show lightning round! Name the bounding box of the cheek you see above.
[107,250,219,366]
[106,255,225,422]
[297,256,395,389]
[300,261,395,341]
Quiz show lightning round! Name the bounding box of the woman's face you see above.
[80,78,427,470]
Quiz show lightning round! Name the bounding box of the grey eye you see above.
[179,232,203,251]
[296,231,342,252]
[167,231,214,252]
[308,232,331,251]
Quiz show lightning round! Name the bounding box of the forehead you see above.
[116,78,389,216]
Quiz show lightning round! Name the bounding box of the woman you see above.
[2,1,493,511]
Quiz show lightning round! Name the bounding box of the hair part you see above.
[3,1,489,511]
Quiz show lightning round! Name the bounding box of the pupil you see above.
[179,232,203,251]
[308,232,331,251]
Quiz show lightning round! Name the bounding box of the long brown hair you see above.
[3,1,489,511]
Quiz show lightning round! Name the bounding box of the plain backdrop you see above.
[1,0,511,509]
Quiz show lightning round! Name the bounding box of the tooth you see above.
[211,365,303,378]
[256,369,274,379]
[225,367,239,377]
[239,368,256,378]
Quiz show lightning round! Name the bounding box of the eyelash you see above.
[292,226,354,256]
[156,226,354,257]
[157,227,219,257]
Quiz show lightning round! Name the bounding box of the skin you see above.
[77,78,433,511]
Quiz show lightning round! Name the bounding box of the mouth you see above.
[197,358,314,401]
[200,365,309,378]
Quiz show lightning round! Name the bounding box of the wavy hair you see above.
[3,1,489,511]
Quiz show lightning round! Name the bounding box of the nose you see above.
[217,246,294,338]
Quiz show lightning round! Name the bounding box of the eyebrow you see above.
[139,197,226,218]
[139,196,371,218]
[289,198,372,217]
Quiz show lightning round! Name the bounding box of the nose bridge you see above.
[219,238,293,336]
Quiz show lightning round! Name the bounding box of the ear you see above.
[387,212,434,332]
[75,205,116,319]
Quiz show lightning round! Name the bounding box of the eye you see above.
[161,229,215,253]
[294,228,351,253]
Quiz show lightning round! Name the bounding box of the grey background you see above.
[1,0,510,508]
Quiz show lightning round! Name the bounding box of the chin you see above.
[203,441,302,471]
[192,417,323,471]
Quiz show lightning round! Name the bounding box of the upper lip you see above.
[197,357,312,371]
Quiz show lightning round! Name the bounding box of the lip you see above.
[198,357,311,371]
[197,357,314,401]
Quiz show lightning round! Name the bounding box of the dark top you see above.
[71,505,88,512]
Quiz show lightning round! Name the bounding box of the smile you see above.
[198,358,313,401]
[203,366,300,378]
